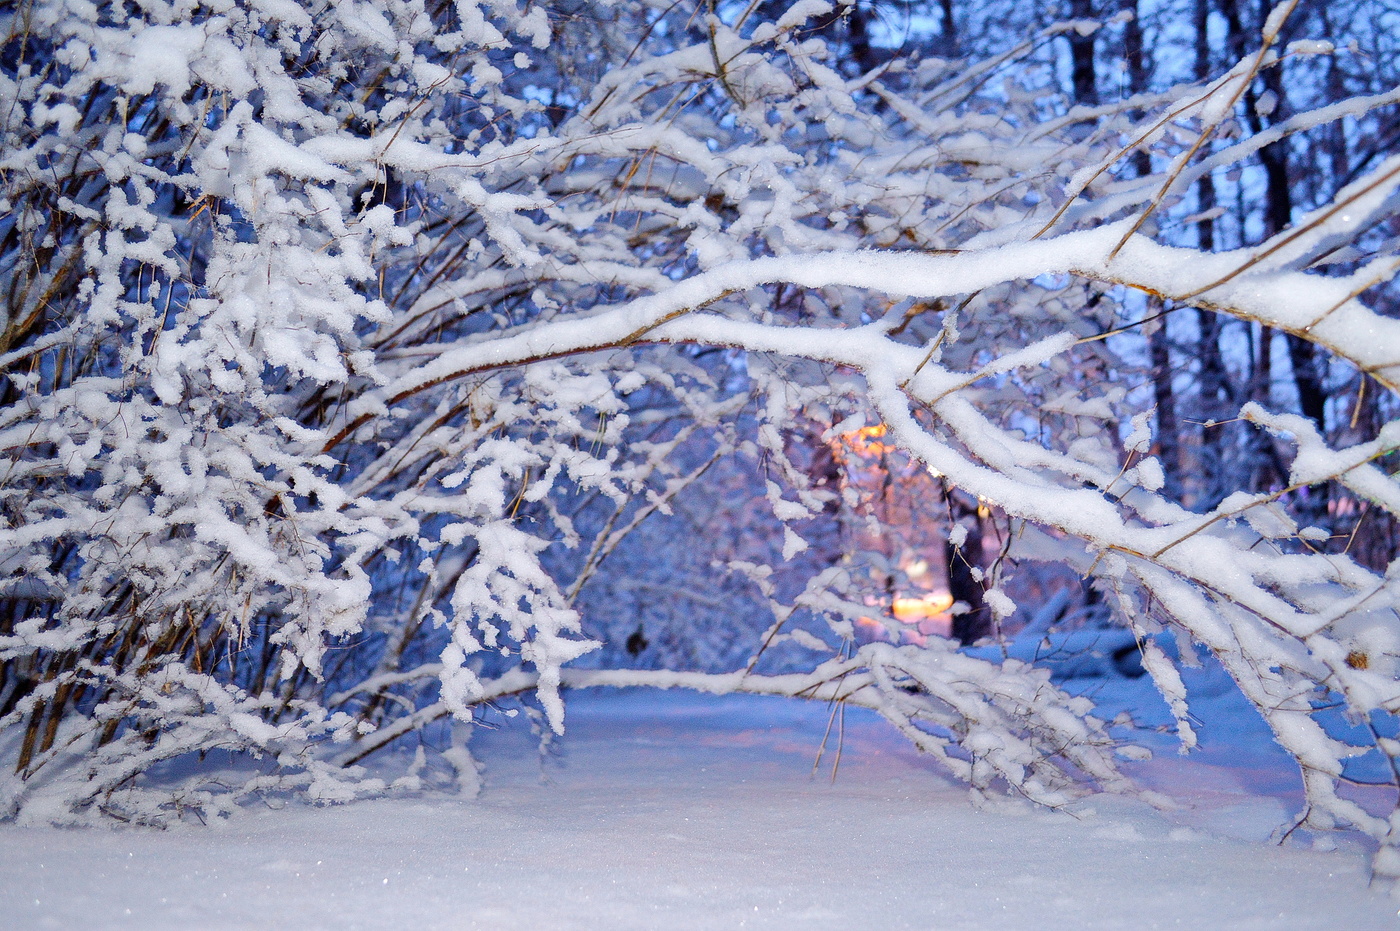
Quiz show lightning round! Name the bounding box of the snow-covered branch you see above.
[2,0,1398,882]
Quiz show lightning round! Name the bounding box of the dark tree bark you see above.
[940,0,957,57]
[844,1,881,75]
[1147,307,1182,499]
[1216,0,1323,503]
[1067,0,1099,106]
[1225,0,1325,434]
[1349,378,1400,571]
[943,487,990,645]
[1122,0,1182,498]
[1193,0,1230,509]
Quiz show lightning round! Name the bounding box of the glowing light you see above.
[892,592,954,622]
[840,422,898,456]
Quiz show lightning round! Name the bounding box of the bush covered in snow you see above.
[1,0,1399,881]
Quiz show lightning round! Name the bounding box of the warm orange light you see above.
[891,592,954,622]
[841,423,898,456]
[856,592,954,646]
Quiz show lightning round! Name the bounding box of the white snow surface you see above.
[1,681,1396,931]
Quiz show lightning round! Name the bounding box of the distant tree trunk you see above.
[1256,73,1327,438]
[1347,378,1399,571]
[1285,335,1327,432]
[1122,0,1180,498]
[844,1,881,74]
[1193,0,1229,510]
[940,0,957,57]
[784,419,846,569]
[943,486,990,645]
[1067,0,1098,106]
[1147,310,1182,498]
[1121,0,1149,105]
[1220,0,1317,497]
[1229,1,1324,435]
[1318,6,1353,190]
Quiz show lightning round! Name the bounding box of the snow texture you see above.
[0,686,1393,931]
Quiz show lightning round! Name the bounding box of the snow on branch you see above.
[1,0,1398,882]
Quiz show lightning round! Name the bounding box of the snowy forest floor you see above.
[1,666,1398,930]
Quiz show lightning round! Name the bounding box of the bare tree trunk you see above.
[1219,0,1318,499]
[1232,1,1324,434]
[943,486,990,645]
[1147,310,1182,499]
[1193,0,1230,510]
[1068,0,1098,106]
[844,1,881,74]
[1122,0,1181,498]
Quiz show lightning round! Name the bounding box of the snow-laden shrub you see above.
[1,0,1399,880]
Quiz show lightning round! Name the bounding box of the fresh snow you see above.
[1,676,1394,930]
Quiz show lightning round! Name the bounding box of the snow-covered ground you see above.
[1,671,1396,930]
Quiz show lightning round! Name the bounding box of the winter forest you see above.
[2,0,1400,921]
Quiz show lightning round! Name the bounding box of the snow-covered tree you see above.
[1,0,1399,879]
